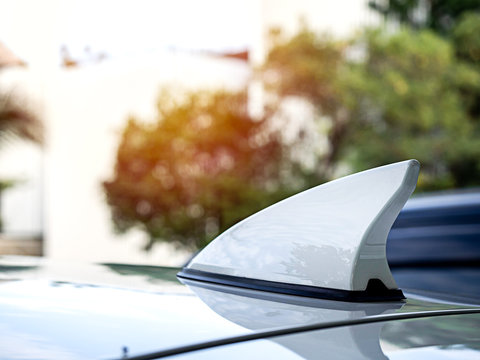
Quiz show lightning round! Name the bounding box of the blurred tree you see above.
[342,28,480,189]
[452,12,480,119]
[368,3,480,122]
[105,17,480,250]
[262,22,480,190]
[261,27,348,178]
[0,91,43,231]
[368,0,480,35]
[369,0,423,28]
[453,13,480,63]
[0,92,42,145]
[103,90,296,250]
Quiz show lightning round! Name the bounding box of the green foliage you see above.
[452,12,480,118]
[103,90,296,250]
[261,22,480,190]
[263,29,344,113]
[454,12,480,62]
[261,28,349,174]
[343,28,480,189]
[356,4,480,188]
[427,0,480,35]
[369,0,422,28]
[368,0,480,35]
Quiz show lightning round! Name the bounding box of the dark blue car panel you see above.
[387,190,480,301]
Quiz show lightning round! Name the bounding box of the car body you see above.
[0,160,479,359]
[388,189,480,302]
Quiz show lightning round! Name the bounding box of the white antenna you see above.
[179,160,420,301]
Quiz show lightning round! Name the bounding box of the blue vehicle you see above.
[388,190,480,302]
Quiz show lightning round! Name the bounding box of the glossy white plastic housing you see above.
[187,160,420,292]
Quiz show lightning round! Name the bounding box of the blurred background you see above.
[0,0,479,266]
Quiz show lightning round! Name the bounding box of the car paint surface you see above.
[0,257,479,359]
[387,190,480,301]
[388,190,480,266]
[168,313,480,360]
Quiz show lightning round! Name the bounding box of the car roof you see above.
[153,311,480,360]
[0,257,479,359]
